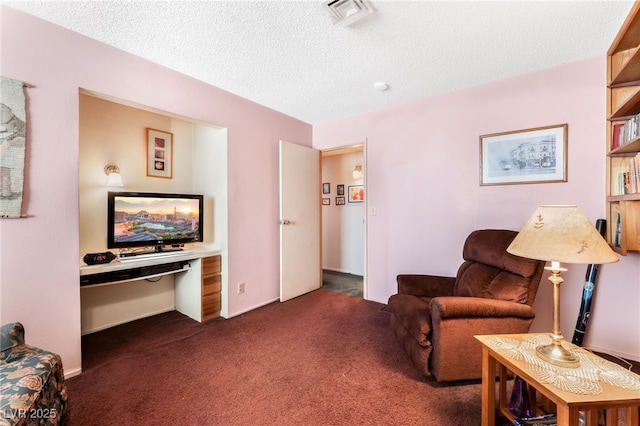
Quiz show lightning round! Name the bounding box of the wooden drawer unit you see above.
[202,255,221,276]
[201,255,222,320]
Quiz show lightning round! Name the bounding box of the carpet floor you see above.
[66,289,486,425]
[65,288,638,425]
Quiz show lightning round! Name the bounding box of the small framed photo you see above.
[336,197,345,205]
[348,185,364,203]
[322,198,330,205]
[480,124,567,186]
[322,182,330,194]
[337,184,345,195]
[147,128,173,178]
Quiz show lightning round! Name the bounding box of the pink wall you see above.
[314,57,640,361]
[1,5,638,375]
[0,7,311,375]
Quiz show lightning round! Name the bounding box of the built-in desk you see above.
[79,248,222,333]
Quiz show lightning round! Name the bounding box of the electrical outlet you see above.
[238,282,245,294]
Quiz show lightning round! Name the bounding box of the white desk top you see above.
[79,246,221,276]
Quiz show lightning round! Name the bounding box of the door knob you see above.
[279,219,291,225]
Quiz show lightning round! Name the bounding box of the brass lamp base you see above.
[533,264,580,369]
[536,342,579,368]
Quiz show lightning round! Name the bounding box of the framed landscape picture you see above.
[147,128,173,178]
[480,124,567,186]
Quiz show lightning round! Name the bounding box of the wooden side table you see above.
[475,334,640,426]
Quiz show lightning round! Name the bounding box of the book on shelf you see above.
[625,171,632,195]
[615,114,640,148]
[614,210,622,248]
[632,154,639,193]
[612,122,623,150]
[612,153,640,195]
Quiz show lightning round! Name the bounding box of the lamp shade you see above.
[104,165,124,187]
[352,164,363,180]
[507,205,619,265]
[106,172,123,187]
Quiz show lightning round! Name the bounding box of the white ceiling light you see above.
[322,0,376,27]
[374,81,389,91]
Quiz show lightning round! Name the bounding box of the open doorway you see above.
[320,144,365,298]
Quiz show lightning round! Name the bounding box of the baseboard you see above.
[227,297,280,318]
[366,295,388,305]
[584,345,640,363]
[322,267,363,277]
[64,367,82,379]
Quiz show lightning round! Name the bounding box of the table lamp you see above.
[507,205,619,368]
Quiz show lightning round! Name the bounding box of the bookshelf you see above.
[607,1,640,255]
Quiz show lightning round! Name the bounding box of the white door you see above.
[279,140,321,302]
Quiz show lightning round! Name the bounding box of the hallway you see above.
[322,269,363,298]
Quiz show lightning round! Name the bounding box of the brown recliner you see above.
[386,229,545,382]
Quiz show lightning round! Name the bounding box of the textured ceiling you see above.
[4,1,636,124]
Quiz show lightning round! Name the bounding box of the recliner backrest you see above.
[452,229,544,305]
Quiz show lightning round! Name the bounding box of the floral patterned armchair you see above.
[0,322,67,425]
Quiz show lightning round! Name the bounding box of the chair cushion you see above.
[462,229,541,278]
[454,262,532,304]
[454,229,542,304]
[387,294,432,347]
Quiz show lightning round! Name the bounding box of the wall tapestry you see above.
[0,76,27,218]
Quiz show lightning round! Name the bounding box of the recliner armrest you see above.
[396,274,456,297]
[430,296,535,320]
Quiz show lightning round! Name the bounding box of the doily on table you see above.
[485,335,640,395]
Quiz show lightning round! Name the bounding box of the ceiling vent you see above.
[322,0,376,27]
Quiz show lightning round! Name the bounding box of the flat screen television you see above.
[107,191,204,252]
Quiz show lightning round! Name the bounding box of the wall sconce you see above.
[352,164,363,180]
[104,165,124,187]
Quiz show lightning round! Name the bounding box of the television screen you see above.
[107,191,204,250]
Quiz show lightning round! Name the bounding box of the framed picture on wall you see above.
[480,124,567,186]
[322,182,330,194]
[322,198,330,205]
[337,184,345,195]
[147,128,173,178]
[348,185,364,203]
[336,197,345,205]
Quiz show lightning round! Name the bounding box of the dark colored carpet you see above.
[66,289,485,425]
[322,270,363,298]
[65,288,638,425]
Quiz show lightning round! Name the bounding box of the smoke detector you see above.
[322,0,376,27]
